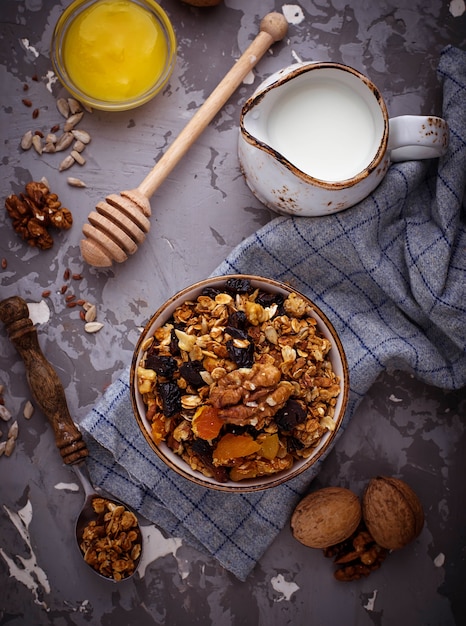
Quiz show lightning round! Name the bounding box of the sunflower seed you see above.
[40,176,50,190]
[55,132,74,152]
[64,112,84,131]
[23,400,34,419]
[71,129,91,144]
[59,154,75,171]
[84,304,97,322]
[45,133,57,144]
[0,405,11,422]
[67,98,83,115]
[43,142,56,153]
[70,150,86,165]
[0,441,6,457]
[4,437,15,457]
[21,130,33,150]
[56,97,70,118]
[84,321,103,333]
[67,176,87,188]
[8,420,18,440]
[32,134,42,154]
[72,140,86,153]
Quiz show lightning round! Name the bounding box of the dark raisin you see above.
[157,382,182,417]
[179,360,204,388]
[256,291,285,310]
[169,327,181,356]
[226,339,254,368]
[287,437,306,453]
[191,439,228,482]
[202,287,222,299]
[224,325,248,340]
[145,353,177,378]
[275,398,307,431]
[225,278,252,294]
[228,310,247,329]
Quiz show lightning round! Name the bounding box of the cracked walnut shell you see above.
[362,476,424,550]
[291,486,362,549]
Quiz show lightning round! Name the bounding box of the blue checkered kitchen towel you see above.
[81,46,466,581]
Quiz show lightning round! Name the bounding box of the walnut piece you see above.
[323,521,389,581]
[4,180,73,249]
[79,497,142,581]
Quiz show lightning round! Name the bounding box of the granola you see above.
[137,278,341,482]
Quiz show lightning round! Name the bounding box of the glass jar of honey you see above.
[51,0,177,111]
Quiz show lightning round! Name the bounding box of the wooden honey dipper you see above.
[80,12,289,267]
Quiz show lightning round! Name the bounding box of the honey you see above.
[62,0,169,103]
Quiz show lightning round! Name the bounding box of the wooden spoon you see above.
[0,296,142,581]
[80,12,289,267]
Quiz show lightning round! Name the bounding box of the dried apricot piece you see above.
[213,433,261,465]
[258,433,279,460]
[192,405,223,441]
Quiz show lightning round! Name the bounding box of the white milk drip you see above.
[266,78,378,182]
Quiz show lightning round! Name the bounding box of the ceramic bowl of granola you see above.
[130,275,349,492]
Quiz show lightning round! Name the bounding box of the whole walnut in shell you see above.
[362,476,424,550]
[291,487,362,549]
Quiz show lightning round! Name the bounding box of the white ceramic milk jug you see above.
[238,62,449,216]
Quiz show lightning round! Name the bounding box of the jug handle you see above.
[388,115,449,162]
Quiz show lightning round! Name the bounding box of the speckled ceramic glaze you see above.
[239,62,449,216]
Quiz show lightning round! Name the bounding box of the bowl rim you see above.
[50,0,177,111]
[130,275,349,492]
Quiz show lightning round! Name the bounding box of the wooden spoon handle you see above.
[0,296,88,465]
[137,12,288,198]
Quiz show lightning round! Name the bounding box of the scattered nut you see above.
[55,132,74,152]
[362,476,424,550]
[84,304,97,322]
[71,129,91,144]
[0,405,12,422]
[84,321,104,333]
[4,437,16,457]
[8,420,18,440]
[291,487,362,549]
[59,154,75,172]
[32,134,42,155]
[21,130,33,150]
[323,520,389,581]
[67,177,87,188]
[23,400,34,419]
[56,97,70,118]
[4,180,73,249]
[79,496,142,581]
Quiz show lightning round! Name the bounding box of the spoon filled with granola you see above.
[0,296,142,581]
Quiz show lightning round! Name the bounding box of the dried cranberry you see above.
[225,278,252,294]
[275,398,307,431]
[145,353,177,378]
[226,339,254,368]
[179,360,204,388]
[157,382,182,417]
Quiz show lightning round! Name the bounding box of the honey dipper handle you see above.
[0,296,88,465]
[137,12,288,198]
